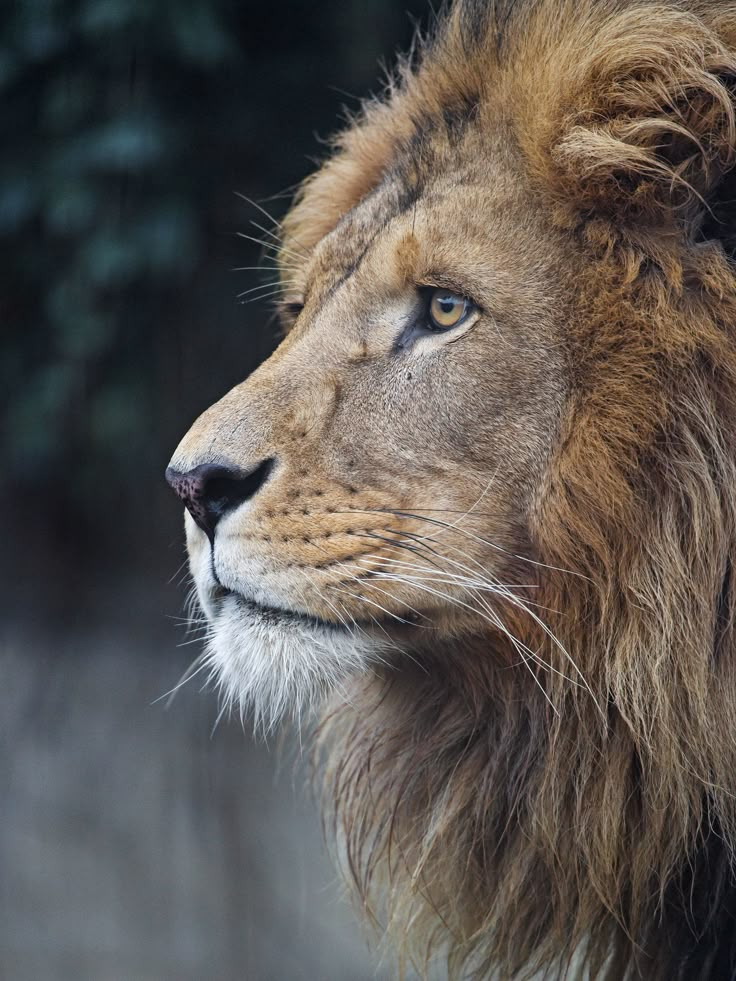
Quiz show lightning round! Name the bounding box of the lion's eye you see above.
[428,289,471,330]
[277,298,304,330]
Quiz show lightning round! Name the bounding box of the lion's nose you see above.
[165,459,274,541]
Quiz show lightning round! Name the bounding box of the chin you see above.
[203,591,389,733]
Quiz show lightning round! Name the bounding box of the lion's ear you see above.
[540,6,736,250]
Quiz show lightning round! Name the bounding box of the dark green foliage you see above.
[3,0,232,492]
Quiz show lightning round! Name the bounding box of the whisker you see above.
[251,219,307,257]
[331,584,417,626]
[350,529,446,571]
[342,511,600,704]
[233,191,281,228]
[235,280,283,299]
[329,564,430,626]
[344,566,560,715]
[352,560,582,686]
[231,264,300,274]
[339,507,591,581]
[344,522,595,703]
[326,583,429,679]
[382,529,602,712]
[168,558,191,586]
[234,192,311,255]
[353,556,533,594]
[234,190,283,229]
[152,653,212,707]
[235,232,307,265]
[240,287,291,305]
[425,467,499,539]
[383,529,554,612]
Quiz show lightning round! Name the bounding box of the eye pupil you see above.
[428,288,471,330]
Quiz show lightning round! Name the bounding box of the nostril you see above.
[165,458,275,541]
[203,459,274,516]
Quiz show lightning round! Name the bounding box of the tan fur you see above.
[169,2,736,977]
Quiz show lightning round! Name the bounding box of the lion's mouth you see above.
[214,586,351,633]
[207,565,428,634]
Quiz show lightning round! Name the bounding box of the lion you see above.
[166,1,736,977]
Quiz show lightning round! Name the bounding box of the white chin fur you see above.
[205,594,386,733]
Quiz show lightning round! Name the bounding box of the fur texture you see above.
[169,2,736,977]
[204,593,388,733]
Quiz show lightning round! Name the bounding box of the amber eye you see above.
[428,289,471,330]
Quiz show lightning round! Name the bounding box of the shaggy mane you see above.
[281,2,736,978]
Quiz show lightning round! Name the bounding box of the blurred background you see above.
[0,2,428,978]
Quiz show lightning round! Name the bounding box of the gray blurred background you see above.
[0,2,428,978]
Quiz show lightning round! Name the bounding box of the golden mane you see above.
[292,2,736,977]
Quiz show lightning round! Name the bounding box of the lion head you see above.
[167,2,736,977]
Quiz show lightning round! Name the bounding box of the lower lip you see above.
[214,585,426,633]
[219,589,346,632]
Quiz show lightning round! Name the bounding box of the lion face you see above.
[168,155,566,725]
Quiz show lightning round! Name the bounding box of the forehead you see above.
[301,154,536,310]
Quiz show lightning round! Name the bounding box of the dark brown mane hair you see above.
[286,2,736,977]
